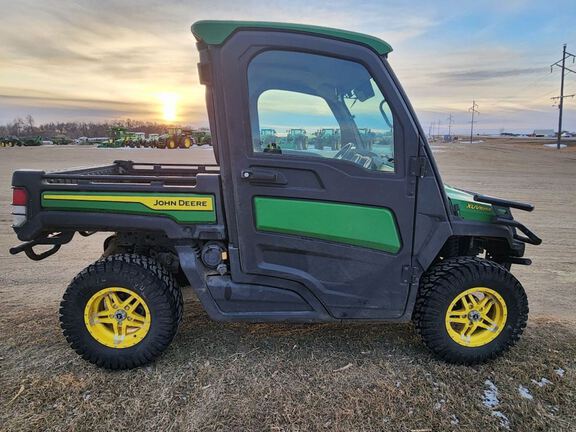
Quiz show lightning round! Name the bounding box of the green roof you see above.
[191,20,392,55]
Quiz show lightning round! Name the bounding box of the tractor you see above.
[285,128,308,150]
[312,128,340,150]
[259,128,278,150]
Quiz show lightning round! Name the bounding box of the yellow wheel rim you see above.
[184,137,191,148]
[445,287,507,347]
[84,287,151,349]
[168,139,176,149]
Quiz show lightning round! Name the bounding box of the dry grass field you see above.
[0,140,575,431]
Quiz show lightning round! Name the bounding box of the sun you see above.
[158,93,179,122]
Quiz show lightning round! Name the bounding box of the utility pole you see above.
[437,120,442,139]
[469,100,479,144]
[551,44,576,149]
[447,114,454,139]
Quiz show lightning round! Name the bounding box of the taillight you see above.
[12,187,28,205]
[11,187,28,227]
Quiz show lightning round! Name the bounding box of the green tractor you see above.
[260,128,278,149]
[180,129,195,149]
[162,127,182,149]
[129,132,146,148]
[285,128,308,150]
[155,134,169,149]
[312,128,340,150]
[192,130,212,145]
[99,127,128,148]
[147,133,160,148]
[1,135,24,147]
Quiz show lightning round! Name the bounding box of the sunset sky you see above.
[1,0,576,134]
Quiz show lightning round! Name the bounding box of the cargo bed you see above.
[10,160,226,258]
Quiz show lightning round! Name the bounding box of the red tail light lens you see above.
[12,187,28,206]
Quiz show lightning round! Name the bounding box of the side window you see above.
[248,50,395,173]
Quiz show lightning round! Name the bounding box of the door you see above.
[214,31,420,319]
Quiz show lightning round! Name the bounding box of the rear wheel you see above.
[60,254,183,369]
[414,257,528,364]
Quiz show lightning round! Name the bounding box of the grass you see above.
[0,299,574,432]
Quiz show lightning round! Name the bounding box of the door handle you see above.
[241,169,286,184]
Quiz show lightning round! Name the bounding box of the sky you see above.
[1,0,576,134]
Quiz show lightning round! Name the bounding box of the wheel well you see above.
[102,232,228,286]
[436,236,518,266]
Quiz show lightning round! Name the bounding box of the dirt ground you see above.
[0,141,575,431]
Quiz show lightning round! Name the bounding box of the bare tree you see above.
[25,114,35,133]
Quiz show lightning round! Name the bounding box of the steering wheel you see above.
[334,142,354,159]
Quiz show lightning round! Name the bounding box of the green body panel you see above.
[444,185,495,222]
[191,20,393,55]
[41,191,216,224]
[253,197,401,253]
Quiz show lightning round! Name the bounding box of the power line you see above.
[512,69,557,97]
[550,43,576,149]
[468,100,479,144]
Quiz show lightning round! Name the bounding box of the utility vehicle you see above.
[9,20,541,370]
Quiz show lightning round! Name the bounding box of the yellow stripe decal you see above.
[42,194,214,211]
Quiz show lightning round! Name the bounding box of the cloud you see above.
[434,67,544,83]
[0,0,574,132]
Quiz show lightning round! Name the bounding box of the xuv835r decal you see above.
[41,191,216,223]
[254,197,401,253]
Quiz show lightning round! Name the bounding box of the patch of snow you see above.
[492,411,511,430]
[483,380,510,429]
[518,385,533,400]
[483,380,500,409]
[544,144,567,149]
[450,414,459,425]
[433,399,445,410]
[554,368,565,378]
[531,378,552,387]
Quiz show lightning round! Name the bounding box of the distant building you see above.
[532,129,555,137]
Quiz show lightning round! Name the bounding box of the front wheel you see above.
[413,257,528,364]
[60,254,183,369]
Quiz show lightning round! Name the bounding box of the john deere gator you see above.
[10,20,540,370]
